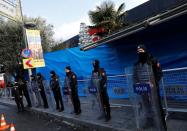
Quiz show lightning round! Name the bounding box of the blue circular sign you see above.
[22,48,32,58]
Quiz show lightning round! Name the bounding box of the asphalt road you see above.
[0,104,78,131]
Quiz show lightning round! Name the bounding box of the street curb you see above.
[0,101,129,131]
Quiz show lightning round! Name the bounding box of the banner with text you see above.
[26,29,45,68]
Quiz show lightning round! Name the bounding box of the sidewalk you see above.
[0,97,187,131]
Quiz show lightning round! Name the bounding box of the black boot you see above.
[105,106,111,122]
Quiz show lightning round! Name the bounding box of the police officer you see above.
[65,66,81,115]
[50,71,64,112]
[21,78,32,107]
[12,77,24,112]
[134,44,167,130]
[37,73,49,108]
[92,60,111,121]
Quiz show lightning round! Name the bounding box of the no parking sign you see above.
[21,48,32,58]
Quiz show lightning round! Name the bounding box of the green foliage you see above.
[0,16,55,73]
[51,42,66,51]
[0,20,23,73]
[24,16,55,52]
[89,1,127,33]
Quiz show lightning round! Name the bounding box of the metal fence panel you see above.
[27,82,42,108]
[24,67,187,118]
[42,80,56,111]
[162,68,187,113]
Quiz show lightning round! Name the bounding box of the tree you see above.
[51,43,66,51]
[0,20,23,73]
[0,16,55,74]
[24,16,55,52]
[89,1,127,34]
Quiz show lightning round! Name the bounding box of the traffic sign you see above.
[23,58,34,69]
[22,48,32,58]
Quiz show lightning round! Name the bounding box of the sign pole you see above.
[17,0,32,80]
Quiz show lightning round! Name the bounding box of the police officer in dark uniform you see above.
[50,71,64,112]
[21,79,32,107]
[12,77,24,112]
[37,73,49,108]
[92,60,111,121]
[65,66,81,115]
[134,44,167,130]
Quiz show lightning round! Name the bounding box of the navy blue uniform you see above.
[37,76,48,108]
[12,82,24,112]
[22,80,32,107]
[50,76,64,111]
[92,68,111,121]
[134,54,166,130]
[66,72,81,114]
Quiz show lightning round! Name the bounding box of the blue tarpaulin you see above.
[36,38,187,99]
[37,36,187,81]
[37,45,124,80]
[37,13,187,99]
